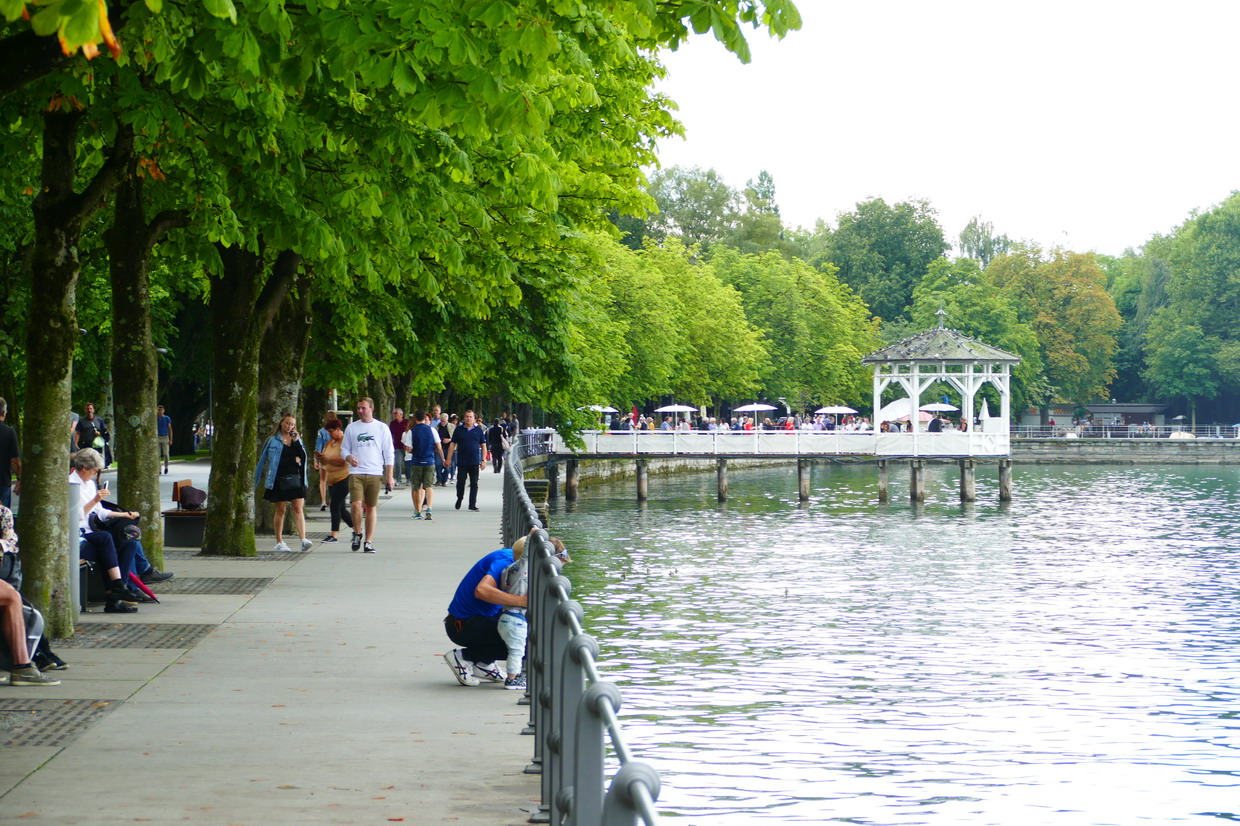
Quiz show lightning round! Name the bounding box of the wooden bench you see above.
[162,479,207,547]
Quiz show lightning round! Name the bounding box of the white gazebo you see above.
[863,315,1020,436]
[861,315,1021,500]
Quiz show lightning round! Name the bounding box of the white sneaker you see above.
[300,537,314,551]
[444,649,480,686]
[472,661,506,682]
[274,541,291,552]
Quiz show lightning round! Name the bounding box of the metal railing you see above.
[1011,424,1240,440]
[502,433,661,826]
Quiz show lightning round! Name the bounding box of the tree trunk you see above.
[202,247,300,556]
[301,385,330,508]
[161,299,211,455]
[255,272,312,534]
[19,110,131,635]
[106,174,188,567]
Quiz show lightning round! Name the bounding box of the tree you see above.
[986,246,1122,409]
[958,215,1012,268]
[910,257,1045,414]
[1144,313,1217,426]
[825,197,948,323]
[645,166,740,248]
[710,246,878,410]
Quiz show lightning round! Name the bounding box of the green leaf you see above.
[203,0,237,24]
[30,3,66,37]
[144,0,163,13]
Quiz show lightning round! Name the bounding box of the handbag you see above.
[179,485,207,510]
[1,552,21,591]
[89,510,142,543]
[277,473,301,491]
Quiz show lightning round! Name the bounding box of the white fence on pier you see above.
[544,429,1011,458]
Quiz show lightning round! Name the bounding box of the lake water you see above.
[547,462,1240,825]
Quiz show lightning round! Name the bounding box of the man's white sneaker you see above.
[444,649,480,686]
[274,541,291,552]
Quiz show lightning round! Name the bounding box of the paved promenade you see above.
[1,460,540,824]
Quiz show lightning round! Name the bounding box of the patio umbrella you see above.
[579,405,620,413]
[815,405,857,415]
[920,403,959,412]
[899,411,935,423]
[734,403,778,413]
[654,404,697,414]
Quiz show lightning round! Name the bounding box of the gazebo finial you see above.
[935,302,947,329]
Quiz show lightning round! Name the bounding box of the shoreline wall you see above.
[1011,439,1240,464]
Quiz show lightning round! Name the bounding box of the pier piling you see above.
[717,458,728,502]
[797,459,810,501]
[998,459,1013,501]
[959,459,976,502]
[909,459,925,502]
[636,459,648,502]
[877,460,889,502]
[565,458,579,502]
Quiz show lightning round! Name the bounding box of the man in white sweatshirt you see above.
[342,397,395,553]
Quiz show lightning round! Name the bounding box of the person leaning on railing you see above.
[442,529,566,688]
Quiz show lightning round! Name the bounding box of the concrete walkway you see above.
[1,461,540,824]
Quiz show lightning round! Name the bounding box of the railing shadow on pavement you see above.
[502,432,661,826]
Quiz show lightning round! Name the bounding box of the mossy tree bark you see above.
[201,247,299,556]
[106,173,188,566]
[301,384,330,508]
[20,110,131,635]
[255,270,312,535]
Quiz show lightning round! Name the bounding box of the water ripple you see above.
[554,464,1240,825]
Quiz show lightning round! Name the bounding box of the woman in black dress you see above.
[254,414,311,552]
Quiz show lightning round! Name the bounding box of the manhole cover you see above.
[1,699,118,748]
[149,577,272,595]
[60,623,216,649]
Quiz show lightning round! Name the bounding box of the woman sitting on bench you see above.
[69,449,148,613]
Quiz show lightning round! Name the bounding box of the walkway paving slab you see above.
[2,465,541,824]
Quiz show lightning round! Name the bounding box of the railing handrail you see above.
[503,432,660,826]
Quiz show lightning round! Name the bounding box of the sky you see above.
[652,1,1240,257]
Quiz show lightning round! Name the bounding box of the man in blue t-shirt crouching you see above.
[443,546,527,686]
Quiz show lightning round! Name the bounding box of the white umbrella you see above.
[920,403,959,412]
[815,405,857,415]
[654,404,697,414]
[579,405,620,413]
[734,403,778,413]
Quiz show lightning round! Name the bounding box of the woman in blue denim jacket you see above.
[254,414,311,552]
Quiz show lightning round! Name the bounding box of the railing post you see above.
[554,631,598,823]
[602,761,662,826]
[571,680,622,824]
[547,603,586,824]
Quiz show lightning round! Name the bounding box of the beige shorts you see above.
[348,474,382,507]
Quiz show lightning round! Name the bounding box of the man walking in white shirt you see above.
[342,397,394,554]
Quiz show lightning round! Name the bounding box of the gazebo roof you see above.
[862,325,1021,364]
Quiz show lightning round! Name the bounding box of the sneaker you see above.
[140,569,174,583]
[443,650,480,686]
[300,537,314,551]
[319,503,327,511]
[472,661,505,682]
[411,511,422,520]
[351,533,362,552]
[321,536,339,543]
[9,665,60,686]
[468,506,480,512]
[423,509,432,521]
[455,497,462,510]
[363,543,376,554]
[35,652,69,671]
[504,673,527,691]
[274,541,292,552]
[105,599,138,614]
